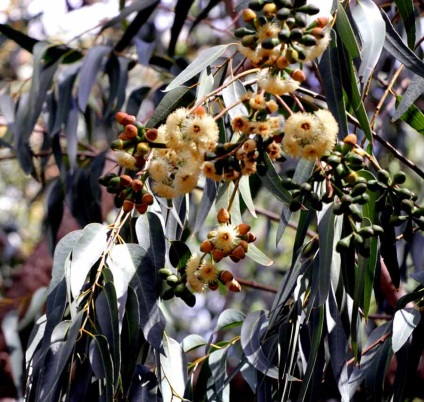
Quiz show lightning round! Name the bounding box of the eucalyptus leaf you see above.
[392,75,424,122]
[392,308,421,353]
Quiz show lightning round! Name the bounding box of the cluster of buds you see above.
[236,1,330,95]
[200,208,256,263]
[98,172,154,214]
[111,112,159,171]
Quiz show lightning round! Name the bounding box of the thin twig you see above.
[346,331,391,367]
[236,278,278,293]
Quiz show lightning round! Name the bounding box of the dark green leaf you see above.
[14,42,62,174]
[318,30,348,138]
[168,0,195,56]
[128,365,160,401]
[89,335,114,402]
[259,154,291,204]
[297,305,325,402]
[215,309,245,333]
[317,204,336,306]
[96,283,121,391]
[335,2,360,59]
[169,240,191,271]
[0,23,38,52]
[193,178,217,234]
[190,0,223,33]
[395,0,416,49]
[381,10,424,79]
[135,211,166,271]
[392,308,421,353]
[165,44,234,92]
[108,244,165,350]
[114,1,160,52]
[77,45,111,112]
[207,346,230,401]
[146,86,193,128]
[126,86,151,116]
[240,310,278,379]
[395,95,424,135]
[392,75,424,122]
[351,0,385,87]
[2,311,24,400]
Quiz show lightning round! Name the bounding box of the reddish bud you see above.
[219,270,234,284]
[217,208,230,223]
[238,223,251,235]
[200,240,214,253]
[343,133,357,146]
[316,17,329,28]
[135,203,148,214]
[142,193,154,205]
[212,249,225,263]
[232,245,246,260]
[226,279,241,292]
[123,199,135,213]
[247,232,256,243]
[291,69,306,82]
[192,106,206,117]
[145,128,158,142]
[123,124,138,140]
[131,179,144,192]
[208,282,219,291]
[120,175,133,187]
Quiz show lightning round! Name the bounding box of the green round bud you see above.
[377,169,391,185]
[248,1,264,11]
[278,28,291,43]
[166,274,180,286]
[300,34,317,46]
[300,183,312,193]
[158,268,173,279]
[351,183,368,196]
[234,27,256,38]
[393,171,407,185]
[336,236,352,253]
[161,286,175,300]
[297,4,320,15]
[290,28,303,41]
[294,12,307,28]
[276,8,291,21]
[261,38,280,49]
[358,226,374,238]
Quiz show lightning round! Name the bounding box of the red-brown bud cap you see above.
[317,17,329,28]
[343,133,358,146]
[247,232,256,243]
[192,106,207,117]
[200,240,214,253]
[142,193,154,205]
[291,69,306,82]
[212,249,225,263]
[209,282,219,291]
[217,208,231,223]
[131,179,144,192]
[120,175,133,187]
[232,245,246,260]
[145,128,158,142]
[219,270,234,284]
[226,279,241,292]
[123,199,135,213]
[123,124,138,140]
[135,203,148,214]
[135,156,146,169]
[238,223,251,235]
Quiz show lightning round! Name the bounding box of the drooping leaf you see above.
[45,179,65,254]
[239,175,257,218]
[392,75,424,122]
[158,335,187,400]
[318,29,348,138]
[164,44,234,92]
[0,23,38,52]
[335,2,360,59]
[194,178,217,234]
[126,86,151,116]
[215,308,245,333]
[395,95,424,136]
[135,212,166,272]
[18,286,47,330]
[196,67,214,103]
[168,0,196,56]
[240,310,278,379]
[181,334,207,353]
[89,335,114,402]
[108,244,165,350]
[77,45,111,112]
[395,0,416,49]
[96,282,121,390]
[169,240,191,271]
[221,78,248,120]
[114,0,160,52]
[246,243,274,266]
[207,345,230,401]
[69,223,108,299]
[128,365,160,401]
[381,10,424,79]
[146,86,193,128]
[64,98,78,172]
[317,203,336,306]
[392,308,421,353]
[14,42,62,174]
[259,154,291,204]
[350,0,385,88]
[2,311,24,400]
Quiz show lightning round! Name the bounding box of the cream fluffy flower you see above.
[304,31,331,62]
[282,109,338,160]
[185,254,208,293]
[209,223,240,253]
[114,150,137,170]
[257,70,300,95]
[199,262,219,284]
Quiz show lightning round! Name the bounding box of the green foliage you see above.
[2,0,424,401]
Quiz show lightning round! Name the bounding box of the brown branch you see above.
[346,331,391,367]
[236,278,278,293]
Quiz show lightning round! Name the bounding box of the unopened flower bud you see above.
[120,175,133,187]
[217,208,231,223]
[142,193,154,205]
[219,270,234,284]
[239,240,249,252]
[145,128,158,142]
[247,232,256,243]
[123,124,138,140]
[242,8,257,22]
[136,142,150,156]
[316,17,329,28]
[290,69,306,82]
[131,179,143,192]
[229,255,240,263]
[212,249,225,262]
[135,203,148,214]
[226,279,241,292]
[123,199,135,213]
[343,133,357,146]
[276,55,290,69]
[232,245,246,260]
[200,240,214,253]
[238,223,251,235]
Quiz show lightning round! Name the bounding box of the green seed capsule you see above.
[234,27,256,38]
[358,226,374,238]
[400,199,414,213]
[158,268,173,279]
[393,171,406,185]
[289,199,302,212]
[351,183,368,196]
[290,28,303,41]
[353,233,364,245]
[327,154,342,166]
[254,16,268,28]
[371,225,384,234]
[341,194,353,205]
[300,34,317,46]
[278,28,291,43]
[161,287,175,300]
[297,4,320,15]
[166,274,180,286]
[276,8,291,21]
[182,290,196,307]
[336,236,352,252]
[276,0,293,7]
[377,169,391,185]
[261,38,280,49]
[349,204,363,222]
[294,12,307,27]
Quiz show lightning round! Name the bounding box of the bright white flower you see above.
[209,223,240,253]
[114,150,137,170]
[257,70,300,95]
